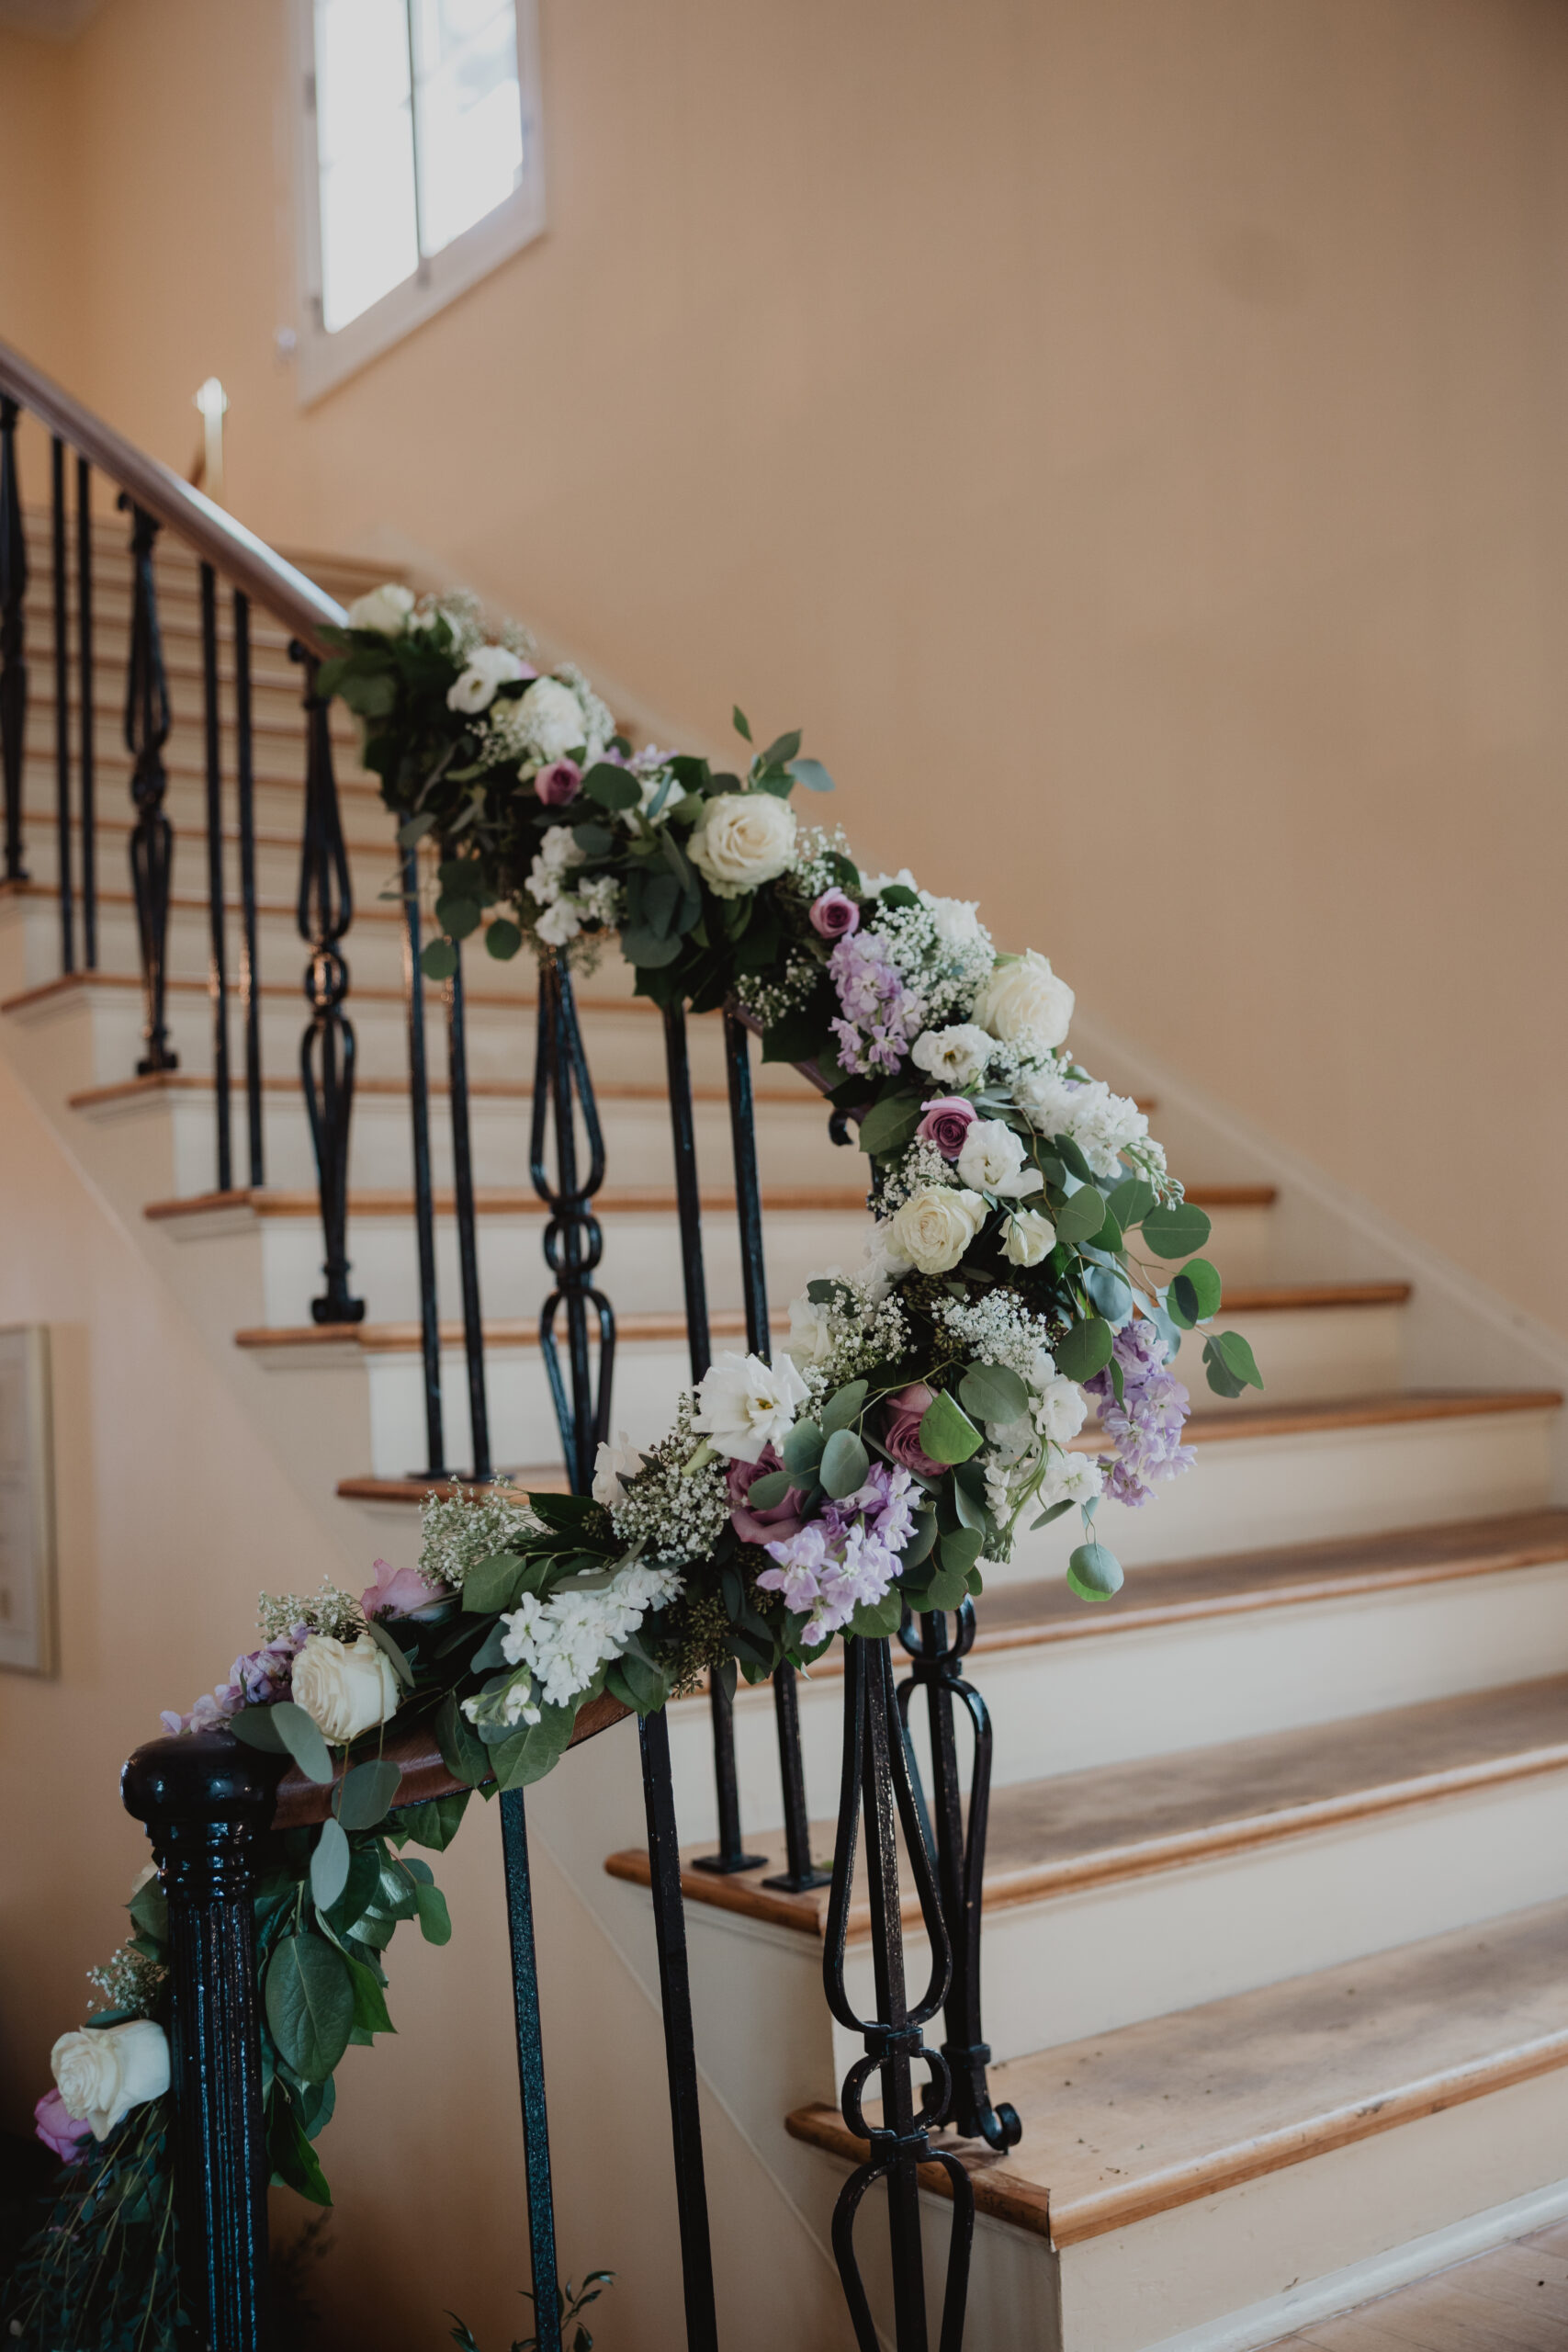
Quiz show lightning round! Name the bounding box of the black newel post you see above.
[0,395,26,884]
[290,641,362,1323]
[121,1732,283,2352]
[120,498,176,1072]
[898,1606,1021,2152]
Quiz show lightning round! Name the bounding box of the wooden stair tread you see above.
[784,1897,1568,2245]
[65,1071,820,1110]
[336,1467,572,1503]
[1179,1388,1562,1442]
[604,1673,1568,1936]
[971,1507,1568,1645]
[149,1182,878,1223]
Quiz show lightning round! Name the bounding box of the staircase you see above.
[4,454,1567,2349]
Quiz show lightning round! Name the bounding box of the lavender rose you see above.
[536,758,582,808]
[727,1444,809,1545]
[916,1094,977,1159]
[809,888,861,940]
[882,1383,949,1479]
[34,2088,92,2165]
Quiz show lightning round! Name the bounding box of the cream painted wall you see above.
[5,0,1566,1330]
[0,27,81,382]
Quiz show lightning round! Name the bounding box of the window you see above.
[296,0,544,401]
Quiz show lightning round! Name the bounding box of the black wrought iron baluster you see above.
[289,641,360,1321]
[529,954,614,1493]
[121,500,175,1073]
[400,843,447,1476]
[122,1731,284,2352]
[897,1607,1021,2153]
[76,457,96,968]
[723,1004,828,1894]
[446,943,491,1477]
[232,594,263,1187]
[824,1638,975,2352]
[663,1001,762,1878]
[51,438,73,972]
[0,397,28,884]
[499,1783,562,2352]
[200,564,231,1192]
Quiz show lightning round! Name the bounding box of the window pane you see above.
[411,0,525,260]
[315,0,420,333]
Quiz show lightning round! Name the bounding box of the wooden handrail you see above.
[0,338,347,650]
[271,1690,634,1828]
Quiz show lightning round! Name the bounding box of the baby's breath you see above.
[87,1945,167,2018]
[256,1577,360,1642]
[609,1396,730,1563]
[419,1483,542,1589]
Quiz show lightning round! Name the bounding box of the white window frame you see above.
[292,0,546,406]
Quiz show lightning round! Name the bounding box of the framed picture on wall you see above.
[0,1327,58,1675]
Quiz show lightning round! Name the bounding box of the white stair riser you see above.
[668,1558,1568,1836]
[1004,1410,1558,1574]
[19,811,406,904]
[1195,1302,1403,1405]
[70,1080,854,1198]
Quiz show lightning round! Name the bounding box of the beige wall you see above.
[6,0,1566,1328]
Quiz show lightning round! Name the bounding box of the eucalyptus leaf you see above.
[1141,1203,1213,1260]
[781,1419,825,1476]
[1055,1317,1114,1383]
[397,1791,471,1851]
[1055,1187,1111,1249]
[848,1592,903,1640]
[819,1427,871,1499]
[338,1758,401,1832]
[821,1378,868,1433]
[270,1702,334,1786]
[265,1934,355,2083]
[732,706,752,741]
[420,938,458,982]
[1083,1262,1134,1323]
[434,1691,492,1789]
[484,918,523,961]
[920,1560,973,1612]
[230,1705,288,1754]
[1106,1176,1157,1228]
[786,756,835,793]
[582,762,641,810]
[361,1612,415,1689]
[310,1817,351,1914]
[343,1952,394,2037]
[917,1390,984,1464]
[1066,1542,1124,1602]
[957,1362,1029,1426]
[619,926,684,969]
[1029,1498,1074,1531]
[857,1091,923,1159]
[745,1469,793,1510]
[414,1883,452,1946]
[900,1510,940,1569]
[938,1525,986,1576]
[461,1552,526,1614]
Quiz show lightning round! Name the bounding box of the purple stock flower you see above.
[828,929,925,1080]
[160,1626,307,1736]
[1085,1320,1195,1507]
[757,1463,918,1644]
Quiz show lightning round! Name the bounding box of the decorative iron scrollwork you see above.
[0,395,27,886]
[289,642,361,1322]
[121,500,176,1073]
[898,1603,1022,2153]
[530,952,615,1491]
[824,1635,976,2350]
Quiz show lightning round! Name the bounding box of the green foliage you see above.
[917,1390,984,1464]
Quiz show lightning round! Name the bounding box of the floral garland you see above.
[7,587,1262,2351]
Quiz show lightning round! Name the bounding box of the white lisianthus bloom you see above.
[345,582,415,637]
[535,898,584,947]
[592,1431,644,1509]
[922,893,985,952]
[1013,1069,1150,1181]
[955,1117,1042,1200]
[1002,1205,1057,1266]
[972,950,1075,1052]
[1032,1374,1089,1445]
[446,643,529,716]
[693,1350,810,1463]
[515,676,591,766]
[688,793,797,898]
[52,2020,170,2142]
[885,1185,988,1276]
[291,1631,401,1745]
[910,1023,994,1090]
[786,1292,837,1368]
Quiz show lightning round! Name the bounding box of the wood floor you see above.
[1265,2217,1568,2348]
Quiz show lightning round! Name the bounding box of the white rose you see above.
[291,1632,400,1746]
[972,951,1075,1051]
[885,1185,988,1276]
[592,1431,644,1508]
[52,2020,170,2143]
[687,793,797,898]
[910,1024,994,1090]
[693,1350,810,1463]
[516,676,591,765]
[1032,1374,1089,1445]
[1003,1206,1057,1266]
[955,1117,1042,1200]
[345,582,415,637]
[923,893,985,952]
[787,1292,837,1368]
[446,643,529,716]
